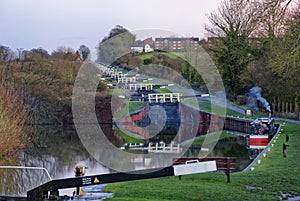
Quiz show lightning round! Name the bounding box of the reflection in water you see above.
[72,185,113,201]
[0,125,110,197]
[184,136,251,171]
[0,122,256,198]
[115,103,254,171]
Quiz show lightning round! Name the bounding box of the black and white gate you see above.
[27,161,216,201]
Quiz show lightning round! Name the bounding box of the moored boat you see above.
[248,117,275,149]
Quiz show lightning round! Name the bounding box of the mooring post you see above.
[283,143,287,157]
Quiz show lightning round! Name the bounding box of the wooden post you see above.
[226,158,230,183]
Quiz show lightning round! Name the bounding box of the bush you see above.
[0,81,32,163]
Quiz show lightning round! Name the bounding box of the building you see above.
[154,37,199,51]
[130,37,154,53]
[75,50,83,62]
[143,37,154,53]
[130,43,144,53]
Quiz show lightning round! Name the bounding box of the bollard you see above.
[283,143,287,157]
[74,163,88,196]
[285,134,289,146]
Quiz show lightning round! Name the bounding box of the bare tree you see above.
[205,0,262,38]
[204,0,294,99]
[206,0,293,38]
[51,46,76,60]
[258,0,294,38]
[205,0,263,98]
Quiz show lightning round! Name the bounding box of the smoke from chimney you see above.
[248,86,271,113]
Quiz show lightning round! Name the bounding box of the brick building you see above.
[154,37,199,51]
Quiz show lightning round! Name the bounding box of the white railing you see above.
[148,93,181,103]
[127,83,153,91]
[0,166,52,180]
[148,141,181,153]
[118,77,137,84]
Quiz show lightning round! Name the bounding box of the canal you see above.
[0,125,113,199]
[0,121,255,200]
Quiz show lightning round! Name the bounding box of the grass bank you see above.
[104,121,300,200]
[115,130,144,144]
[113,101,146,119]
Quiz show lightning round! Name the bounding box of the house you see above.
[130,43,144,53]
[143,37,154,53]
[130,37,154,53]
[75,50,83,62]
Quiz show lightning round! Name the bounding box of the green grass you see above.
[156,88,173,94]
[114,101,146,118]
[189,131,236,146]
[104,121,300,200]
[115,130,144,144]
[107,88,125,96]
[183,98,250,118]
[138,52,180,61]
[138,53,154,60]
[104,173,273,201]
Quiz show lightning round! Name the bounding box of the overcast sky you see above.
[0,0,222,53]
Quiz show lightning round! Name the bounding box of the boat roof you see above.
[251,117,274,125]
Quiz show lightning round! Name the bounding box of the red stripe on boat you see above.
[249,137,269,146]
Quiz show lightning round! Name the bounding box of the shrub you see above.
[0,81,32,163]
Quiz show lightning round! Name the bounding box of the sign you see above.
[246,110,252,116]
[173,160,217,176]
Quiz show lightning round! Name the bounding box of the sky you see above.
[0,0,223,53]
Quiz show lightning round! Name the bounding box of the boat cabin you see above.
[250,117,275,135]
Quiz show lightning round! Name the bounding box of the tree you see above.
[0,45,15,78]
[78,45,90,61]
[97,25,135,64]
[266,4,300,112]
[204,0,293,100]
[51,46,76,61]
[0,45,15,62]
[257,0,293,38]
[23,48,49,61]
[205,0,262,99]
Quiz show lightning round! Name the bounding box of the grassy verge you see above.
[104,121,300,200]
[183,98,250,118]
[115,130,144,144]
[189,131,236,146]
[156,88,173,94]
[138,52,180,60]
[114,101,146,118]
[107,88,124,96]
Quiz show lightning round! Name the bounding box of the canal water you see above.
[0,122,256,200]
[0,125,113,199]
